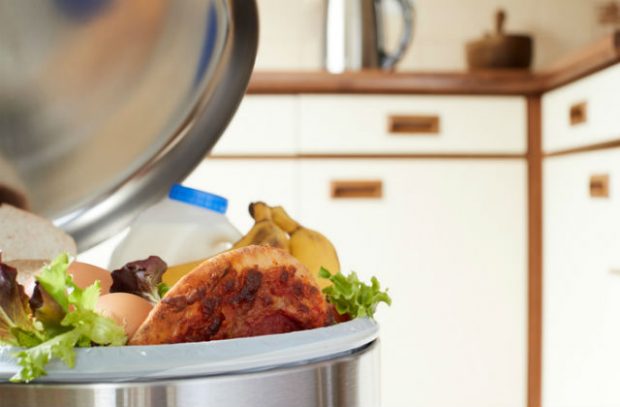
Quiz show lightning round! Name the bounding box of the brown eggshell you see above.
[69,262,113,294]
[95,293,154,339]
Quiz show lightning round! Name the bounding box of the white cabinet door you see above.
[182,159,299,232]
[543,150,620,407]
[298,159,528,407]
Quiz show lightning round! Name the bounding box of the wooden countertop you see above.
[247,31,620,96]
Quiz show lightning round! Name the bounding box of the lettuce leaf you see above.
[9,254,127,383]
[11,330,81,382]
[35,253,73,312]
[60,309,126,347]
[110,256,168,304]
[29,282,65,333]
[319,268,392,319]
[0,262,43,347]
[157,282,170,298]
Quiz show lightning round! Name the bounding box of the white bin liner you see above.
[0,318,378,383]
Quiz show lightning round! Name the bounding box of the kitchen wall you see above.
[256,0,611,71]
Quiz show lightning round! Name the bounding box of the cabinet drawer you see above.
[543,63,620,154]
[298,159,527,407]
[299,95,527,154]
[210,96,298,155]
[543,150,620,407]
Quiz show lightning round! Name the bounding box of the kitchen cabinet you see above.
[543,150,620,407]
[542,63,620,154]
[298,159,528,407]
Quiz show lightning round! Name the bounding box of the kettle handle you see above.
[380,0,414,70]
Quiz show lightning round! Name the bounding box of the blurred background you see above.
[255,0,618,70]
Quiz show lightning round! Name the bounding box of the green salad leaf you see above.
[12,330,81,382]
[319,268,392,319]
[9,254,127,383]
[35,254,73,312]
[0,262,44,348]
[30,283,66,333]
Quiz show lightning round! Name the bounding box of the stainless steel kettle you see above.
[324,0,414,72]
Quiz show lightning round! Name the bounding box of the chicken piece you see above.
[130,245,329,345]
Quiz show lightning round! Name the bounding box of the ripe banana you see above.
[270,206,340,289]
[232,202,289,252]
[162,258,207,287]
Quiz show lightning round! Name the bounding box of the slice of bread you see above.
[0,204,77,262]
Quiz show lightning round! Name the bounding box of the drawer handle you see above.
[590,174,609,198]
[331,180,383,199]
[388,115,440,135]
[569,102,587,126]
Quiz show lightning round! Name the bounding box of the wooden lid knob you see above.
[495,9,506,35]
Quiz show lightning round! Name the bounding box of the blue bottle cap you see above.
[168,184,228,214]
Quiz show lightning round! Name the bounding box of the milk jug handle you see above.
[379,0,414,69]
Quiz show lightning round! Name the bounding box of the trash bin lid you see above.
[0,0,258,250]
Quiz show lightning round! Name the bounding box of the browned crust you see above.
[130,246,328,345]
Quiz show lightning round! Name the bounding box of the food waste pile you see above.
[0,200,391,382]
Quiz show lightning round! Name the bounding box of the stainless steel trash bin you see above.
[0,319,381,407]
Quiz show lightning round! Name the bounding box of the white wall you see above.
[255,0,611,71]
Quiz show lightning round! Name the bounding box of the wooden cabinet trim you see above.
[542,30,620,92]
[527,96,543,407]
[248,70,542,96]
[207,153,526,160]
[544,138,620,158]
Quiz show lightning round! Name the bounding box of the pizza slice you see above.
[130,245,330,345]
